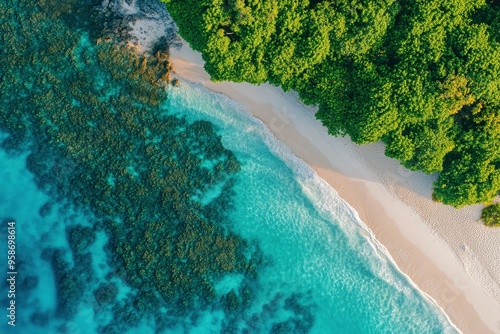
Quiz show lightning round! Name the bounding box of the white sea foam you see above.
[168,79,461,333]
[243,97,461,334]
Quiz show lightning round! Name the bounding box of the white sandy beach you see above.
[165,40,500,333]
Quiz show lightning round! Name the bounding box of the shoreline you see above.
[168,40,500,333]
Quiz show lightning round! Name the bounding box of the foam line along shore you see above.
[167,38,500,334]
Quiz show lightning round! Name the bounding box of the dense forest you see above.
[163,0,500,208]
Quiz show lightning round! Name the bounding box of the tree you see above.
[164,0,500,207]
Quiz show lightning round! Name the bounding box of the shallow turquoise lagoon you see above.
[0,81,456,333]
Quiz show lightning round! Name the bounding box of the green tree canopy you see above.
[163,0,500,207]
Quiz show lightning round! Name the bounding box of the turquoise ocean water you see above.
[0,78,457,333]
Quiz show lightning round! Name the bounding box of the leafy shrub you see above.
[481,204,500,227]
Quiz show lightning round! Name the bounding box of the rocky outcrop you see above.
[95,0,180,53]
